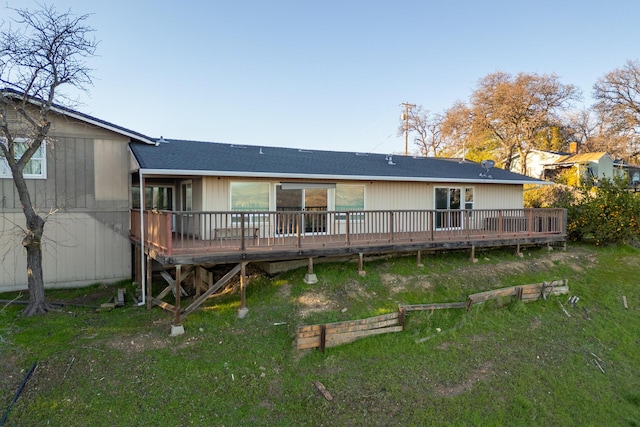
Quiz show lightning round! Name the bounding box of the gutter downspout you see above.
[138,169,146,307]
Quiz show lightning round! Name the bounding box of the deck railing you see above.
[130,208,566,257]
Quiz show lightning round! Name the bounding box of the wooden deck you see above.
[131,208,567,265]
[131,208,567,323]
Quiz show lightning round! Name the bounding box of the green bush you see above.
[567,177,640,245]
[524,184,578,208]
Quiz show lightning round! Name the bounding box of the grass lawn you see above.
[1,243,639,426]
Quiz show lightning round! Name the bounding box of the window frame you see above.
[335,184,365,220]
[230,181,271,224]
[0,138,47,179]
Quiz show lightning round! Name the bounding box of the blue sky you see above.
[5,1,640,154]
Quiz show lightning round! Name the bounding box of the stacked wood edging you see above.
[296,312,405,352]
[296,279,569,351]
[464,279,568,308]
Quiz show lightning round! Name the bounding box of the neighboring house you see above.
[511,148,617,185]
[543,152,614,184]
[614,159,640,189]
[510,149,567,179]
[0,96,155,292]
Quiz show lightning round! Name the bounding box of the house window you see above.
[335,185,365,211]
[230,182,269,211]
[465,187,474,210]
[181,181,192,211]
[0,138,47,179]
[132,186,173,210]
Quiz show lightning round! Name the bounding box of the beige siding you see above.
[1,112,133,292]
[473,184,523,209]
[0,212,131,292]
[95,139,129,201]
[366,181,432,210]
[202,177,230,211]
[199,178,525,211]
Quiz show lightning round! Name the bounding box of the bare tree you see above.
[0,4,97,315]
[563,109,628,156]
[397,105,445,157]
[593,60,640,160]
[441,72,580,173]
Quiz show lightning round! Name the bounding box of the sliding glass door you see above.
[435,187,461,229]
[276,185,328,234]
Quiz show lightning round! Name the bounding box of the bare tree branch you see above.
[0,3,97,316]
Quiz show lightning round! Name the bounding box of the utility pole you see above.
[400,102,416,155]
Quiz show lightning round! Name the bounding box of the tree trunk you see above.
[21,215,53,316]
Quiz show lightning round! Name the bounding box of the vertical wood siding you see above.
[0,114,133,291]
[1,212,131,291]
[198,178,526,211]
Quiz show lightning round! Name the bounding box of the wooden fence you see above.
[296,279,569,351]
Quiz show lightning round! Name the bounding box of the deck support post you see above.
[131,245,143,293]
[170,264,185,336]
[417,250,424,268]
[238,262,249,318]
[547,242,553,252]
[358,253,366,276]
[469,245,478,263]
[195,266,202,298]
[304,257,318,284]
[515,243,523,257]
[146,254,153,310]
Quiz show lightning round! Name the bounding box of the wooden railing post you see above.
[389,211,394,242]
[297,212,302,249]
[430,211,434,240]
[166,211,173,255]
[240,213,246,251]
[345,212,351,246]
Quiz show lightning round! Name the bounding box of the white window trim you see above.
[0,137,47,179]
[434,186,474,210]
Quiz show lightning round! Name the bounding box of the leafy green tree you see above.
[568,177,640,245]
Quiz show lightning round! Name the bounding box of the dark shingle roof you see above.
[130,139,545,184]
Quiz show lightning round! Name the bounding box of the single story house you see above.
[2,98,566,301]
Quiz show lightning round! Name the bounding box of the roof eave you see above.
[50,106,157,145]
[1,89,157,145]
[138,168,547,185]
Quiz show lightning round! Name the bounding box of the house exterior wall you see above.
[197,177,525,211]
[510,151,565,179]
[594,155,614,179]
[0,113,132,292]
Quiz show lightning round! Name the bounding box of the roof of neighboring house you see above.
[130,139,547,185]
[1,88,156,145]
[552,152,610,165]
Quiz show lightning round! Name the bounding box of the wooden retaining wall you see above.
[296,312,404,351]
[296,279,569,351]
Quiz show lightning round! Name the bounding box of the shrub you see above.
[524,184,578,208]
[567,177,640,245]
